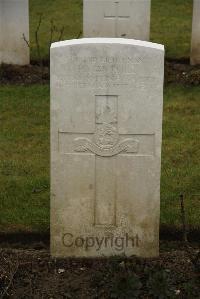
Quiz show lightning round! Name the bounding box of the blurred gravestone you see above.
[191,0,200,65]
[83,0,151,40]
[50,38,164,258]
[0,0,29,65]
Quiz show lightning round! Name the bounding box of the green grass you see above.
[0,85,50,232]
[151,0,193,59]
[161,85,200,227]
[29,0,83,60]
[0,84,199,232]
[29,0,193,60]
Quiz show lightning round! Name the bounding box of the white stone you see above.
[0,0,29,65]
[83,0,151,40]
[191,0,200,65]
[50,38,164,258]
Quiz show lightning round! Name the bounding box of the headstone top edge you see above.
[51,38,164,52]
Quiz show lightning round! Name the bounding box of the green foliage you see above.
[110,271,142,299]
[182,280,199,298]
[146,269,173,298]
[91,260,142,298]
[90,259,199,298]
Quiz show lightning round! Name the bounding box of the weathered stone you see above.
[191,0,200,65]
[83,0,151,40]
[0,0,29,65]
[50,38,164,258]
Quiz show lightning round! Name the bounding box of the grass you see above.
[29,0,193,61]
[0,85,50,232]
[151,0,193,59]
[0,84,199,233]
[161,85,200,227]
[29,0,83,61]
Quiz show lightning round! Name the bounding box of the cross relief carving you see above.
[104,1,130,37]
[59,95,155,227]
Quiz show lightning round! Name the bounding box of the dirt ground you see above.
[0,59,200,86]
[0,62,49,85]
[0,241,199,299]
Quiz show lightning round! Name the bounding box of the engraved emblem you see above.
[73,95,139,157]
[74,136,139,157]
[94,124,119,149]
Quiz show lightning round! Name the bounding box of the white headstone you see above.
[0,0,29,65]
[51,38,164,258]
[83,0,151,40]
[191,0,200,65]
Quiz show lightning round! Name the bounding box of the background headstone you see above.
[191,0,200,65]
[0,0,30,65]
[51,38,164,258]
[83,0,151,40]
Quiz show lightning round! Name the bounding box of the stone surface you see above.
[83,0,151,40]
[0,0,29,65]
[51,38,164,258]
[191,0,200,65]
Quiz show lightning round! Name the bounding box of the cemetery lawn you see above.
[0,84,199,234]
[29,0,193,61]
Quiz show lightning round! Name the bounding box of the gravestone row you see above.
[0,0,199,65]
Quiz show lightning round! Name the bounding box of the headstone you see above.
[0,0,30,65]
[51,38,164,258]
[191,0,200,65]
[83,0,151,40]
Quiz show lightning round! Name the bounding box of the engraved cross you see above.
[104,1,130,37]
[59,95,154,227]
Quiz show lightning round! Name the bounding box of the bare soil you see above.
[0,60,200,86]
[0,62,49,85]
[0,241,199,299]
